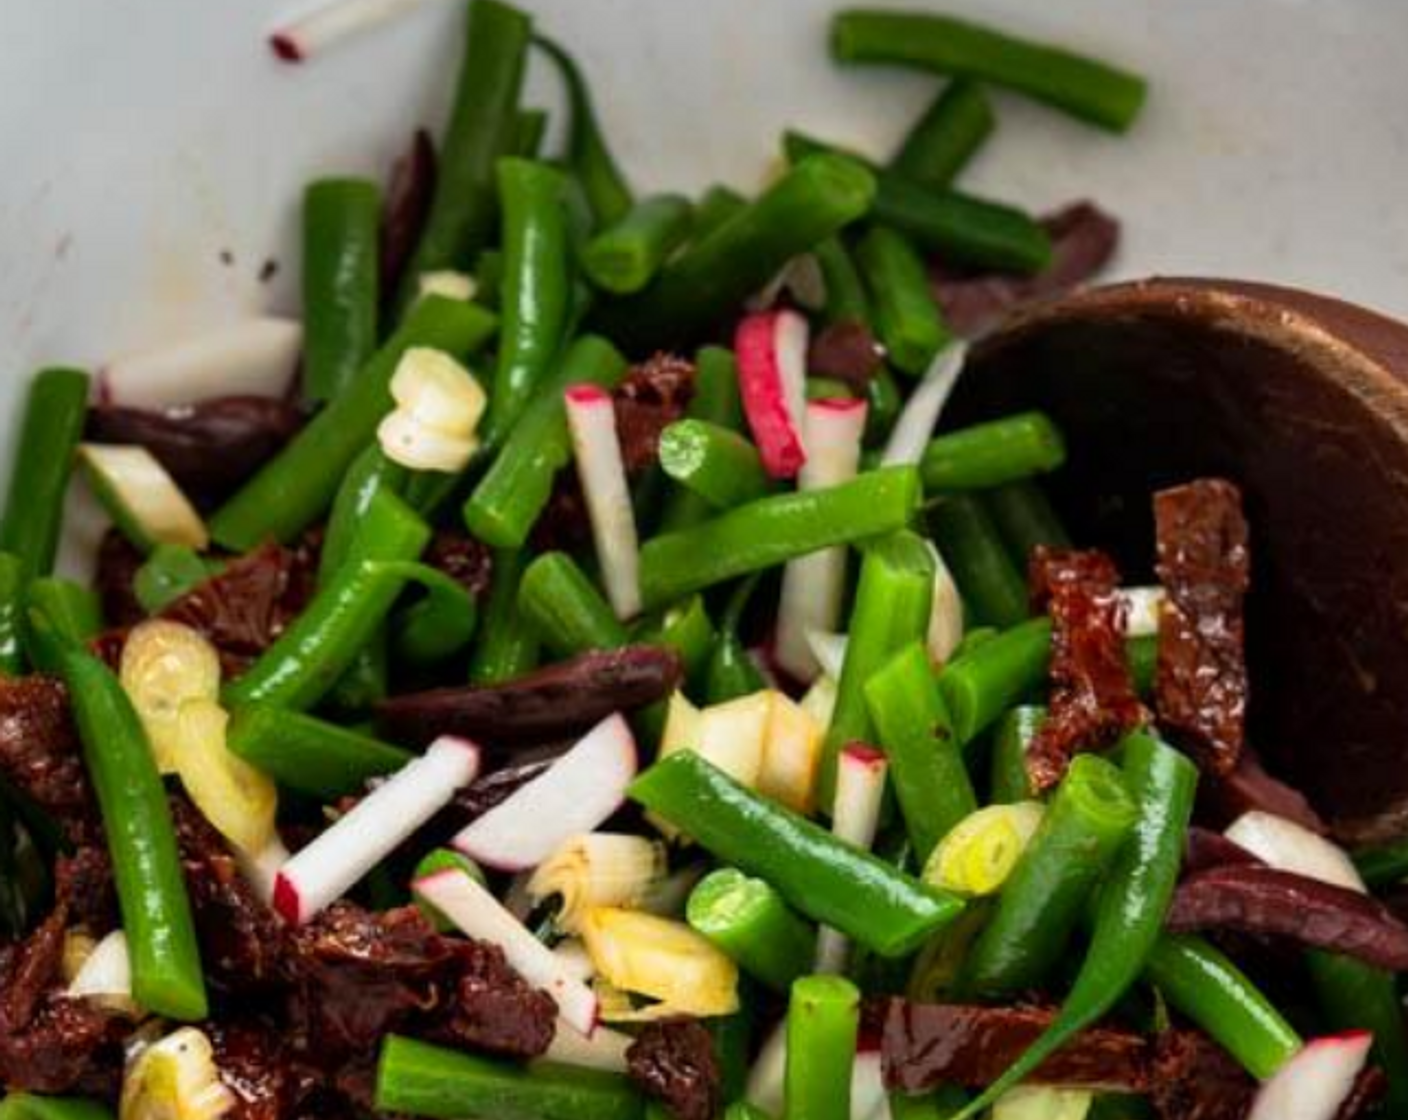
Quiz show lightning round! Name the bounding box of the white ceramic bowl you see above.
[3,0,1407,563]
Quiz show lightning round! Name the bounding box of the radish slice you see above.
[565,386,642,620]
[415,867,599,1035]
[269,0,434,63]
[67,929,132,1003]
[925,541,964,666]
[1247,1032,1372,1120]
[815,745,890,974]
[736,310,809,479]
[746,1026,892,1120]
[1119,586,1165,639]
[544,1019,633,1072]
[101,318,300,408]
[273,736,481,924]
[880,341,968,467]
[851,1049,892,1120]
[452,714,637,871]
[1225,811,1365,893]
[804,630,849,683]
[775,399,868,681]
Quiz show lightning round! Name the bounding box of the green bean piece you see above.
[631,752,962,957]
[784,133,1049,274]
[0,1097,113,1120]
[594,155,876,351]
[807,378,855,402]
[319,446,411,585]
[474,249,505,309]
[784,975,860,1120]
[830,10,1147,133]
[375,1035,643,1120]
[692,185,747,243]
[413,849,488,931]
[984,480,1072,567]
[226,703,411,800]
[0,553,26,675]
[711,1004,754,1107]
[988,705,1045,803]
[921,413,1066,493]
[518,552,628,658]
[866,367,903,447]
[392,570,480,664]
[890,1089,970,1120]
[533,37,634,228]
[464,335,628,548]
[302,179,380,403]
[513,106,550,157]
[961,755,1137,998]
[584,195,694,295]
[855,226,950,378]
[132,544,216,614]
[930,494,1028,628]
[1353,835,1408,888]
[1144,935,1301,1080]
[938,618,1052,744]
[658,347,745,533]
[1127,635,1157,697]
[397,0,531,306]
[704,574,767,705]
[688,868,817,993]
[659,420,772,511]
[23,579,102,672]
[891,80,995,189]
[468,549,541,684]
[956,733,1197,1118]
[0,367,90,582]
[641,594,715,695]
[724,1107,770,1120]
[211,297,495,549]
[1308,950,1408,1115]
[31,612,206,1021]
[483,158,574,443]
[813,236,870,325]
[864,641,975,862]
[640,466,920,610]
[823,530,935,805]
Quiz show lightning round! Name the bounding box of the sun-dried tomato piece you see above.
[627,1017,722,1120]
[613,353,696,474]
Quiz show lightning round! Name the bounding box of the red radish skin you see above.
[273,735,481,924]
[736,310,810,479]
[269,32,303,61]
[565,387,641,618]
[414,867,600,1035]
[1247,1032,1372,1120]
[452,713,638,871]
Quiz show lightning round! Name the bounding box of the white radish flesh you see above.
[815,745,890,974]
[804,630,849,682]
[880,341,968,467]
[775,398,868,681]
[273,736,481,924]
[101,318,300,407]
[1119,586,1166,639]
[543,1019,633,1072]
[565,386,642,620]
[1225,811,1366,893]
[736,310,809,479]
[452,713,637,871]
[925,541,965,666]
[270,0,434,62]
[1247,1032,1372,1120]
[415,867,599,1035]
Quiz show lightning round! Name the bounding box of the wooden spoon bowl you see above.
[953,278,1408,845]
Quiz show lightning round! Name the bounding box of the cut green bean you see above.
[641,594,715,695]
[658,347,745,532]
[865,641,975,862]
[962,755,1137,998]
[375,1035,643,1120]
[692,185,747,243]
[891,80,995,189]
[464,335,627,549]
[397,0,531,306]
[319,446,411,585]
[513,106,550,157]
[226,703,412,799]
[392,575,479,665]
[533,37,634,228]
[688,868,817,992]
[212,297,495,549]
[831,10,1147,132]
[133,544,217,614]
[921,413,1065,493]
[705,574,767,705]
[0,1097,113,1120]
[0,553,25,675]
[1145,934,1301,1081]
[989,704,1045,804]
[518,552,628,658]
[468,549,541,684]
[890,1088,970,1120]
[303,178,380,403]
[0,367,90,582]
[984,480,1072,566]
[866,367,902,447]
[631,751,962,957]
[930,494,1028,629]
[584,195,694,295]
[640,465,920,610]
[785,975,860,1120]
[594,154,876,350]
[1308,950,1408,1115]
[31,612,205,1021]
[659,420,772,510]
[785,133,1049,273]
[24,579,102,668]
[813,236,870,325]
[483,158,574,443]
[1355,835,1408,889]
[1128,635,1157,697]
[856,225,950,377]
[937,618,1051,744]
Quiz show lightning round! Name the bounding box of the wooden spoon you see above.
[953,278,1408,845]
